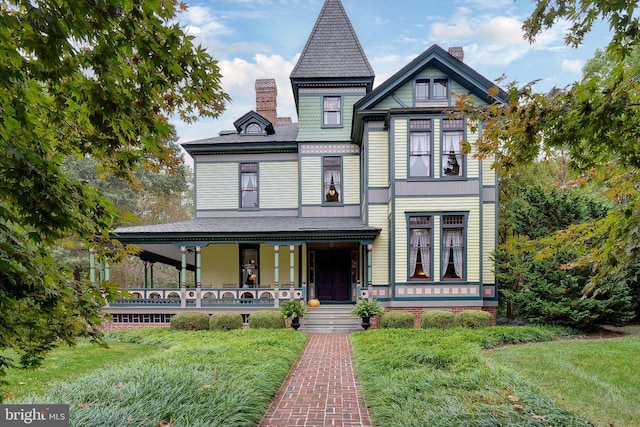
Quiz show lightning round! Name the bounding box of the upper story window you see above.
[442,118,464,177]
[240,163,258,208]
[323,96,342,127]
[323,156,341,203]
[409,216,432,280]
[409,119,432,178]
[414,78,449,105]
[442,215,465,280]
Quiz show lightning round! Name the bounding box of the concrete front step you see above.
[299,304,364,334]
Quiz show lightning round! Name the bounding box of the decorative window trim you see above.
[322,156,342,205]
[441,214,466,281]
[414,78,450,106]
[322,96,343,128]
[408,118,433,179]
[240,162,258,209]
[441,118,465,178]
[408,215,433,281]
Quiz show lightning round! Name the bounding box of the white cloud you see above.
[561,58,583,73]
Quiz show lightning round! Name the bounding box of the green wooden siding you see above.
[393,119,408,179]
[196,163,238,210]
[343,155,360,205]
[369,204,390,286]
[482,204,496,284]
[301,157,322,205]
[260,161,299,209]
[368,130,389,187]
[297,94,361,141]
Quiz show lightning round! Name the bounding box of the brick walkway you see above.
[258,334,373,427]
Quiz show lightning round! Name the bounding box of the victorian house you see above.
[104,0,504,329]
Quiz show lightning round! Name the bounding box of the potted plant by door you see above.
[351,298,384,330]
[280,299,307,330]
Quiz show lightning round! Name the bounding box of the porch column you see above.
[195,246,202,308]
[89,248,96,284]
[289,245,295,286]
[180,246,187,308]
[367,244,373,300]
[273,246,280,308]
[149,262,154,288]
[104,262,110,282]
[143,262,148,288]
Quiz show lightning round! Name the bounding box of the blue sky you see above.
[172,0,610,144]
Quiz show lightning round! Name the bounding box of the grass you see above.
[486,335,640,427]
[11,328,308,427]
[2,341,162,401]
[350,327,595,427]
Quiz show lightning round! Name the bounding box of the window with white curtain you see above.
[323,96,341,126]
[409,216,432,280]
[442,215,465,279]
[240,163,258,208]
[409,119,432,178]
[442,118,464,177]
[323,156,341,203]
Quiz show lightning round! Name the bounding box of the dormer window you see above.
[245,123,262,134]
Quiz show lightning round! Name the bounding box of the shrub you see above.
[248,310,285,329]
[421,310,455,329]
[169,312,210,331]
[209,312,243,331]
[351,298,384,317]
[379,311,415,328]
[454,310,493,328]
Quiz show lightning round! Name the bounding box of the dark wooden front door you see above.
[316,250,351,302]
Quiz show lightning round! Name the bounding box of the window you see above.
[442,118,464,177]
[240,244,259,287]
[442,215,464,280]
[323,156,341,203]
[323,96,341,126]
[409,119,432,178]
[414,78,449,104]
[433,79,448,99]
[245,123,262,134]
[409,216,432,280]
[415,79,429,101]
[240,163,258,208]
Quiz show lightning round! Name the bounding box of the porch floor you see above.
[258,334,373,427]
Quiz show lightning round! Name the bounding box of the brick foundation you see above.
[100,322,170,332]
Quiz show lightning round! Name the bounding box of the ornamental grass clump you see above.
[421,310,455,329]
[454,309,493,328]
[248,310,285,329]
[169,312,210,331]
[379,311,415,328]
[209,312,243,331]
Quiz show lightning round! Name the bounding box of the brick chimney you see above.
[255,79,277,125]
[448,47,464,62]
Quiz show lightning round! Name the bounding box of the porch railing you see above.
[109,286,306,308]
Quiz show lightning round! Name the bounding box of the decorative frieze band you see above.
[300,144,360,154]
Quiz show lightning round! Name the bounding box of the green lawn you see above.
[486,335,640,427]
[3,326,638,427]
[2,341,162,401]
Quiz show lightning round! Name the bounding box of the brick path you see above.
[258,334,373,427]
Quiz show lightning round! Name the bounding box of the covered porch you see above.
[103,216,380,323]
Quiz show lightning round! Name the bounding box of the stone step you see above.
[299,305,364,334]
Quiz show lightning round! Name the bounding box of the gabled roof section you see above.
[233,110,275,135]
[355,44,507,111]
[290,0,374,81]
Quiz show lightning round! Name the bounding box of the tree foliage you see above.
[456,2,640,307]
[0,0,229,395]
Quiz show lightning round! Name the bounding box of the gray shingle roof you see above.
[181,122,298,147]
[113,217,380,243]
[290,0,374,79]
